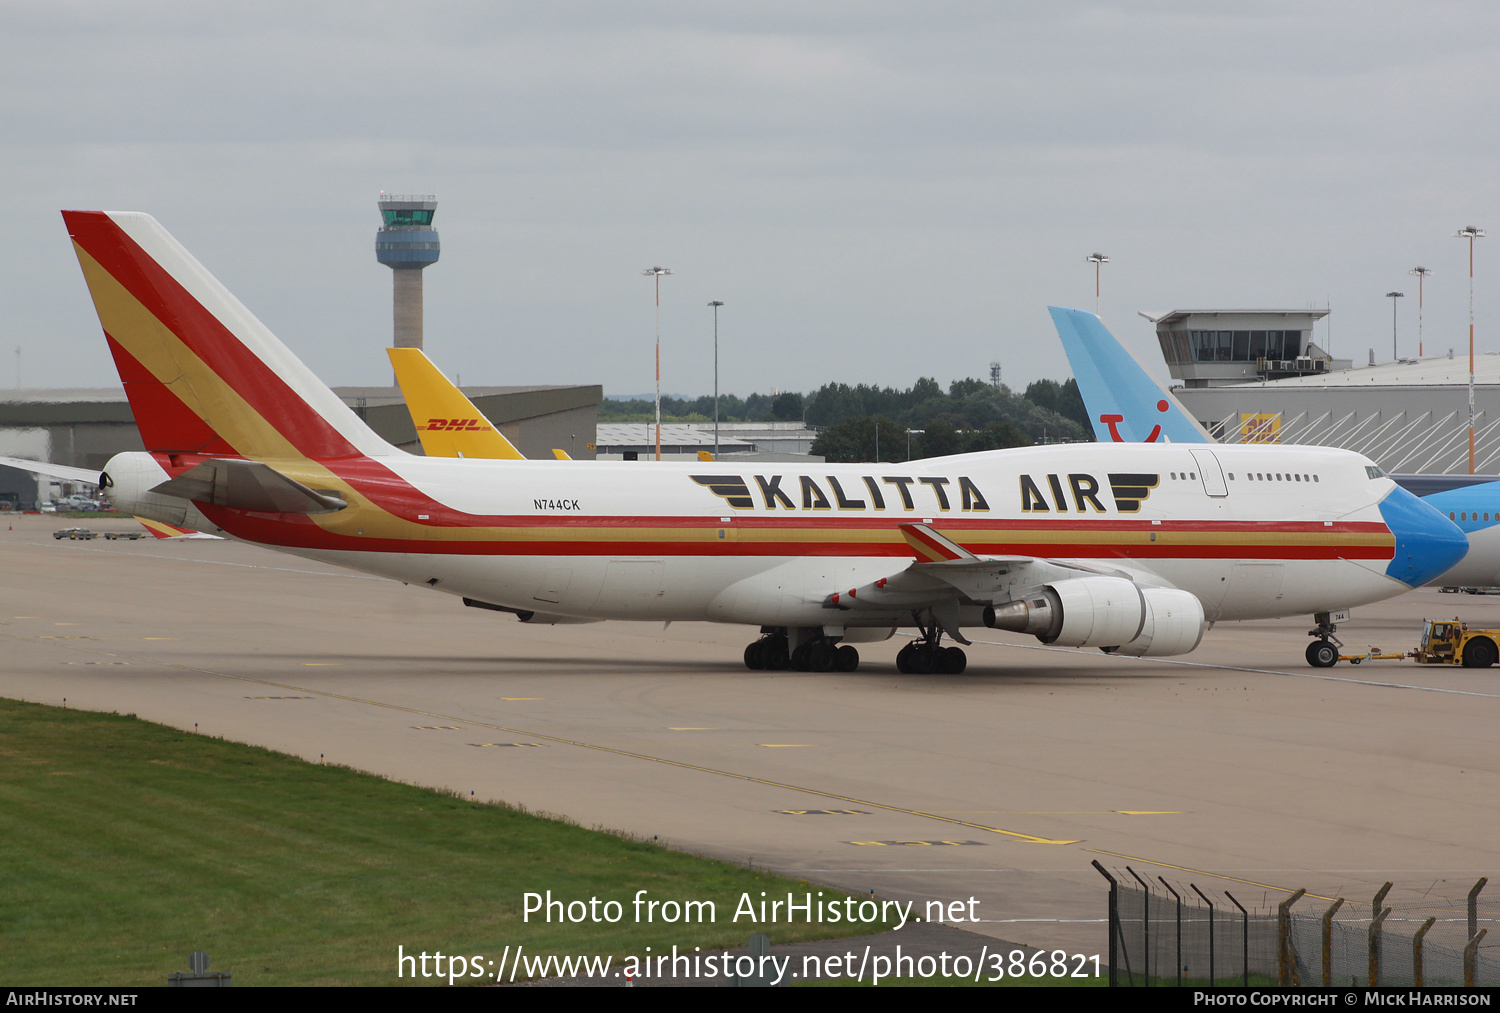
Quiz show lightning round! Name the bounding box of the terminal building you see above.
[1147,308,1500,475]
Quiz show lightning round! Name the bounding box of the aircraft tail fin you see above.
[386,347,526,460]
[62,211,394,463]
[1047,307,1214,445]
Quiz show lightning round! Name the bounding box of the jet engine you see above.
[983,577,1206,656]
[1102,587,1205,657]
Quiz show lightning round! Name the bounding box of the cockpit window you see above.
[1365,465,1388,479]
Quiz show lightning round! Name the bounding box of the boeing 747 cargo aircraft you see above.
[62,212,1466,673]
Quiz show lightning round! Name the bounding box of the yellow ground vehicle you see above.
[1414,619,1499,668]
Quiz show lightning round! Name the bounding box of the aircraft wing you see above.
[0,455,102,485]
[822,522,1104,642]
[819,524,1159,644]
[1047,306,1214,444]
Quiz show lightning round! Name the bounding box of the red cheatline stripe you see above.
[197,508,1394,560]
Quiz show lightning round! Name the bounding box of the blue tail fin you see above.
[1047,307,1213,444]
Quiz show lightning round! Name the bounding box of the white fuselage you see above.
[104,441,1437,631]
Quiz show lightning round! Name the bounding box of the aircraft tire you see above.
[763,637,790,670]
[835,645,859,672]
[744,642,765,670]
[940,646,967,674]
[895,644,914,674]
[808,642,836,673]
[790,643,812,672]
[911,646,938,675]
[1462,637,1497,668]
[1306,640,1338,668]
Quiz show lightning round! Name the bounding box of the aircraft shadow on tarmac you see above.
[233,652,1174,682]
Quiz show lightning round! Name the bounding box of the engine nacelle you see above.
[1103,587,1205,657]
[985,577,1206,656]
[100,452,218,533]
[984,575,1145,648]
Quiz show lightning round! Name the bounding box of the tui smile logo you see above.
[1100,399,1170,443]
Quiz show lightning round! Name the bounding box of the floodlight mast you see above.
[643,267,672,461]
[1085,253,1109,315]
[1409,267,1432,357]
[1455,227,1485,474]
[1386,291,1404,360]
[708,301,724,459]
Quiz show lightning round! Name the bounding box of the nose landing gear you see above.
[1306,614,1345,668]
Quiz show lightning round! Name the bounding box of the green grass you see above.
[0,698,887,986]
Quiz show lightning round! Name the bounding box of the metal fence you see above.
[1093,863,1498,987]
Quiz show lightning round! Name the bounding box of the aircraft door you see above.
[1189,449,1229,497]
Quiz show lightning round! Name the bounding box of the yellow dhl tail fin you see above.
[387,348,525,460]
[551,449,571,460]
[697,450,715,462]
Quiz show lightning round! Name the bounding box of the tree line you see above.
[598,376,1090,463]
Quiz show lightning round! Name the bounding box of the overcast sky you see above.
[4,2,1499,397]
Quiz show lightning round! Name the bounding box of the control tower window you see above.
[1189,329,1303,363]
[381,208,435,227]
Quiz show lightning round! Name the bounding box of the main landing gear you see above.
[743,630,859,672]
[1305,614,1344,669]
[896,614,968,674]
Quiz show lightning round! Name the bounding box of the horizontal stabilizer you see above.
[151,458,346,514]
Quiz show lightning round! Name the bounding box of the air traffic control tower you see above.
[375,193,440,349]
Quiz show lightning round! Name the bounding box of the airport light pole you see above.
[1455,227,1485,473]
[1086,253,1109,315]
[1386,291,1404,360]
[643,267,672,461]
[1410,266,1432,357]
[708,300,723,459]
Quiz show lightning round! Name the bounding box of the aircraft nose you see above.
[1378,486,1468,586]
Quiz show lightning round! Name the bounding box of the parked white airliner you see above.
[65,211,1466,674]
